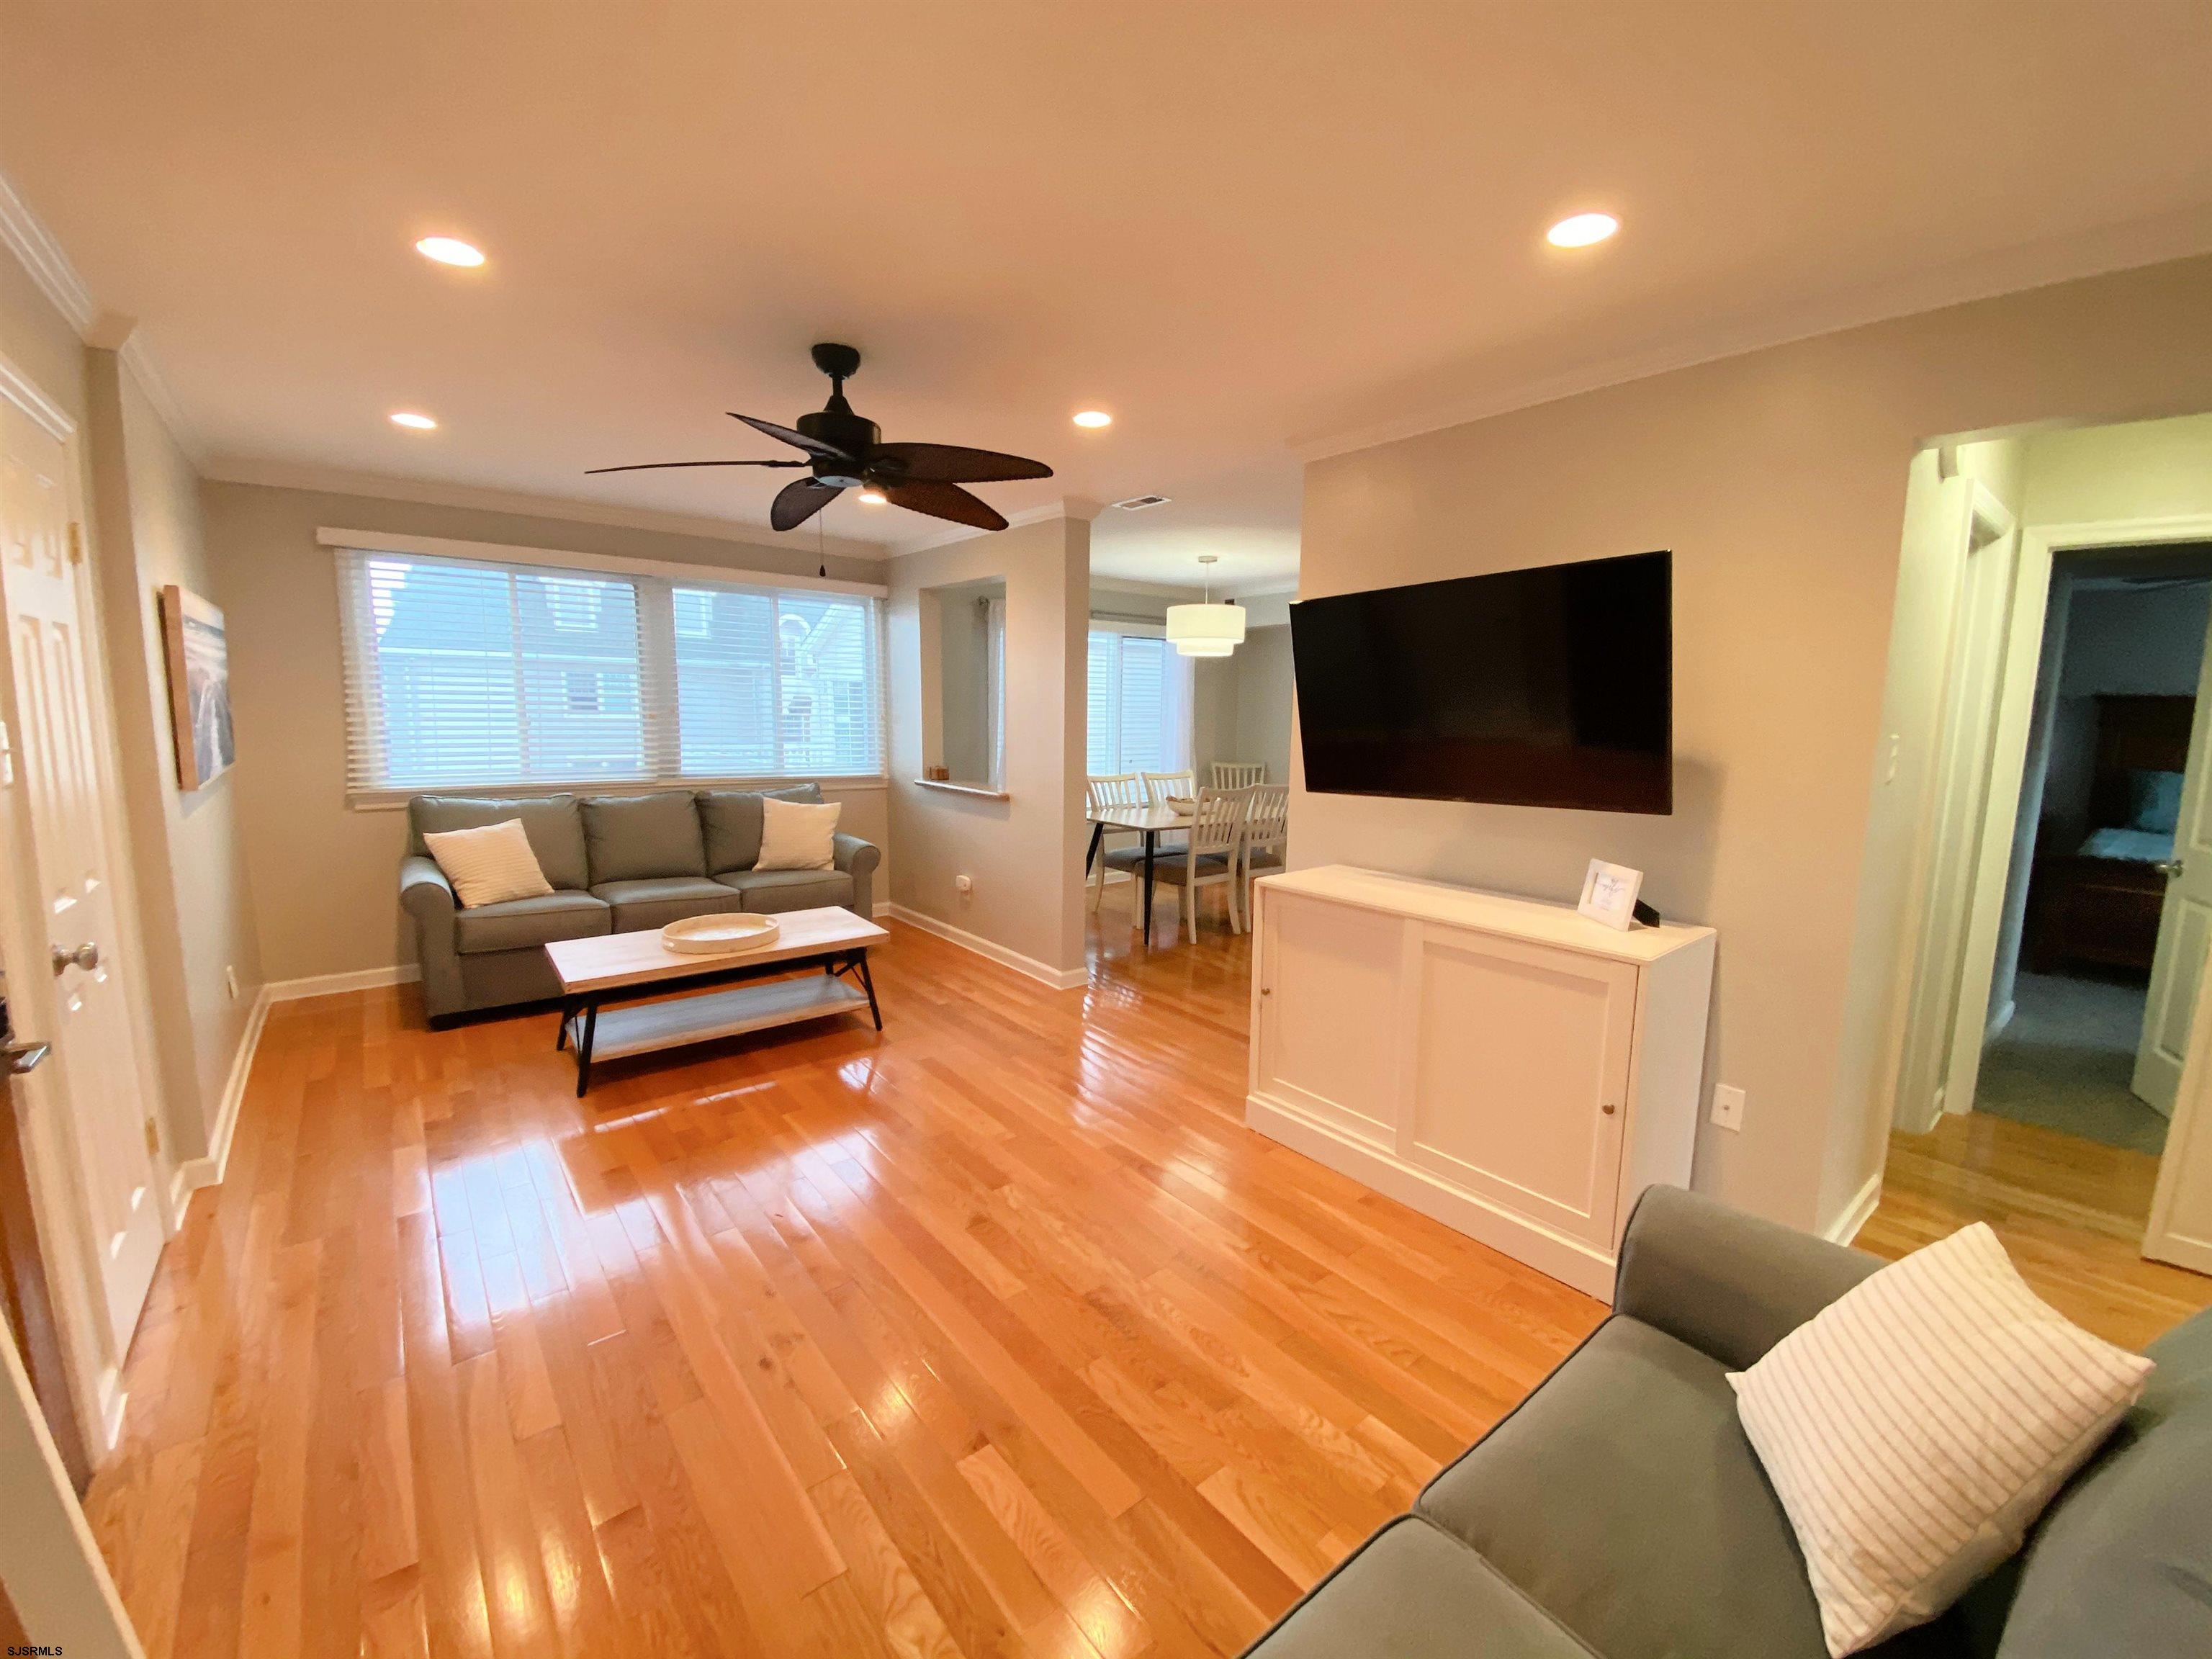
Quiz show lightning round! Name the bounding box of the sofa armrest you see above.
[1613,1185,1880,1371]
[400,855,457,919]
[833,833,880,920]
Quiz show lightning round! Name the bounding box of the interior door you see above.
[2133,602,2212,1112]
[0,392,165,1370]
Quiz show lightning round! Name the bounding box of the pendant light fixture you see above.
[1165,555,1246,657]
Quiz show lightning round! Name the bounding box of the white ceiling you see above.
[4,2,2210,590]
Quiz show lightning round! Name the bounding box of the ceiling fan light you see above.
[1166,600,1245,657]
[856,488,887,505]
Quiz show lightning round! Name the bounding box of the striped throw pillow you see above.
[1729,1223,2152,1657]
[423,818,554,909]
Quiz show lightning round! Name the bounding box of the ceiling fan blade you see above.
[584,458,810,475]
[771,477,845,531]
[881,480,1008,531]
[868,441,1054,484]
[729,411,858,461]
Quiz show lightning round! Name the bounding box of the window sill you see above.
[349,775,891,812]
[910,778,1010,801]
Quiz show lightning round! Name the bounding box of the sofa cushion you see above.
[410,793,588,891]
[718,868,853,913]
[1416,1316,1974,1659]
[589,876,748,933]
[581,791,707,882]
[699,783,825,874]
[1241,1516,1588,1659]
[452,889,611,956]
[1994,1307,2212,1658]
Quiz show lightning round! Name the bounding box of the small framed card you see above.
[1578,859,1645,931]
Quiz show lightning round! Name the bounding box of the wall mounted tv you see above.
[1290,549,1672,814]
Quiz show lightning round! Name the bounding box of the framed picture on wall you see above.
[158,584,235,791]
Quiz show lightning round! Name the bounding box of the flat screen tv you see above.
[1290,549,1671,814]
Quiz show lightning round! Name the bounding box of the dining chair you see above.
[1086,773,1149,912]
[1105,786,1248,943]
[1210,761,1267,790]
[1141,769,1196,806]
[1238,784,1290,923]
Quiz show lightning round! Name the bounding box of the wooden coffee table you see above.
[543,905,889,1095]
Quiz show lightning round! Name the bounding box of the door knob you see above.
[2155,860,2186,880]
[2,1040,49,1075]
[50,942,99,974]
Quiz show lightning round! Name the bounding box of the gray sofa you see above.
[1244,1186,2212,1659]
[400,784,880,1022]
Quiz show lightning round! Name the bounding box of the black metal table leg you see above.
[855,950,883,1030]
[1143,830,1157,947]
[575,1000,598,1097]
[555,996,572,1050]
[1085,820,1104,875]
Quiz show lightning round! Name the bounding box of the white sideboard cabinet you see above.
[1246,865,1717,1300]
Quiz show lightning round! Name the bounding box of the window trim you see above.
[327,529,890,803]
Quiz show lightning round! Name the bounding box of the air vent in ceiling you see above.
[1112,494,1171,511]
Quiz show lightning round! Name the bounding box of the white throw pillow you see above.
[1729,1223,2152,1657]
[755,797,841,872]
[422,819,554,909]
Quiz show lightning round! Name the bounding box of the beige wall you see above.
[1230,624,1294,786]
[198,480,893,983]
[84,351,264,1157]
[2022,412,2212,525]
[890,516,1089,978]
[1298,252,2212,1235]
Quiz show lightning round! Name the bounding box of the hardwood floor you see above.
[1861,1109,2212,1352]
[85,898,1604,1659]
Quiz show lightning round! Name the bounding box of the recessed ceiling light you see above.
[1073,410,1112,429]
[415,235,485,267]
[1546,212,1619,249]
[856,487,887,505]
[390,411,438,431]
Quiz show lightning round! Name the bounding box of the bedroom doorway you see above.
[1874,412,2212,1270]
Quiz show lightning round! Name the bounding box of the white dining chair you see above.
[1238,785,1289,922]
[1140,769,1196,807]
[1105,786,1248,943]
[1210,761,1267,790]
[1086,773,1148,912]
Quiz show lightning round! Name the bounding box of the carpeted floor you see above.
[1974,971,2171,1155]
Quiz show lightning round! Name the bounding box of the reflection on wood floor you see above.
[1862,1109,2212,1352]
[84,899,1602,1659]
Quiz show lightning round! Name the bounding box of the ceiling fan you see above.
[588,342,1053,532]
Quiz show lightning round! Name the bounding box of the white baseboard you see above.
[1823,1169,1884,1246]
[263,963,422,1002]
[885,904,1087,991]
[171,982,274,1215]
[873,900,893,918]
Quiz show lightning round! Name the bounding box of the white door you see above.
[2132,603,2212,1113]
[0,389,165,1370]
[1403,925,1637,1248]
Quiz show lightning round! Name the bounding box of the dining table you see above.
[1084,801,1190,947]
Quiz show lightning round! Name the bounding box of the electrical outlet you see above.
[1711,1084,1746,1132]
[955,874,974,896]
[224,965,239,1001]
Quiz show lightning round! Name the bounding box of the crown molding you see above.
[0,168,208,467]
[1289,204,2212,464]
[201,456,892,562]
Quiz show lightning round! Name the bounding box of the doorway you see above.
[1875,411,2212,1304]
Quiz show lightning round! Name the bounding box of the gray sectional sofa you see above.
[400,784,879,1022]
[1243,1185,2212,1659]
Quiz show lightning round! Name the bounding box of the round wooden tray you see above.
[660,914,781,956]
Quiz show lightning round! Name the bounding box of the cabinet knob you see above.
[1601,1102,1617,1115]
[1259,986,1272,997]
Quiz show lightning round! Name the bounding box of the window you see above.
[337,546,885,795]
[1087,624,1192,775]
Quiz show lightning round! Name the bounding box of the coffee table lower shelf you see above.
[562,973,868,1058]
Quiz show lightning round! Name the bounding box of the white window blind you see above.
[337,547,885,795]
[1086,624,1192,775]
